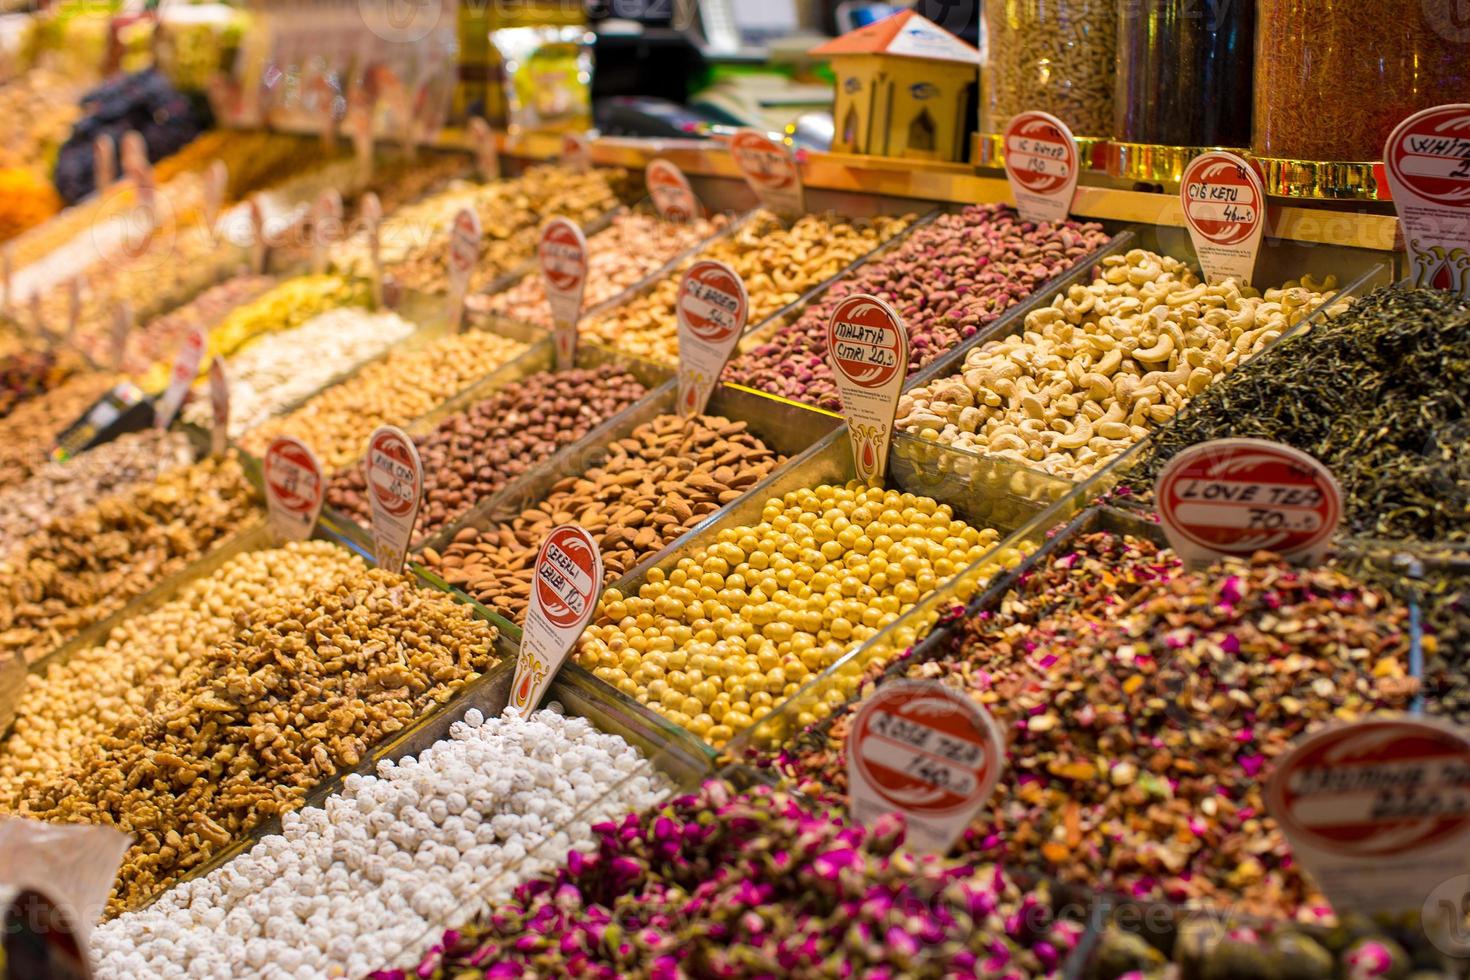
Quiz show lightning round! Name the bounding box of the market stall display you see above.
[114,274,277,378]
[981,0,1115,144]
[0,370,118,492]
[0,66,84,177]
[0,347,90,421]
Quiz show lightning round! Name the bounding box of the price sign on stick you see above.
[364,425,424,574]
[826,293,910,484]
[446,208,481,331]
[264,436,325,542]
[561,132,592,173]
[361,193,384,307]
[247,198,267,275]
[203,160,227,229]
[1155,438,1342,568]
[647,159,702,222]
[1384,103,1470,297]
[1180,151,1266,286]
[675,260,748,417]
[510,525,603,713]
[109,299,132,372]
[349,84,375,184]
[847,680,1005,854]
[93,135,115,193]
[312,189,344,275]
[468,117,500,181]
[153,326,206,429]
[120,130,154,215]
[207,359,230,456]
[730,129,804,218]
[539,218,588,369]
[1266,716,1470,924]
[1002,111,1081,225]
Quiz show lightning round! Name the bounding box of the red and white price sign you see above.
[646,159,702,223]
[120,130,154,214]
[446,207,481,330]
[93,135,116,194]
[510,525,604,714]
[468,117,500,181]
[1181,151,1266,286]
[311,189,344,275]
[826,293,910,484]
[203,160,228,229]
[675,260,748,418]
[1002,111,1080,225]
[1384,104,1470,297]
[364,425,424,574]
[247,198,268,274]
[561,132,592,173]
[264,436,326,541]
[109,298,132,372]
[847,680,1005,854]
[1156,438,1341,567]
[730,129,804,218]
[153,326,207,429]
[1267,717,1470,919]
[539,218,589,369]
[361,192,384,307]
[207,358,230,456]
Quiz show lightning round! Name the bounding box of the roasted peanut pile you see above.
[328,366,648,540]
[472,211,727,329]
[242,331,529,473]
[0,542,367,807]
[425,413,784,623]
[16,565,499,916]
[897,250,1338,478]
[0,371,120,493]
[0,453,258,664]
[582,211,912,364]
[0,429,194,556]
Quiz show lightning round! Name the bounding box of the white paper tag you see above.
[207,358,230,456]
[539,218,589,369]
[826,293,910,484]
[468,117,500,181]
[263,436,326,542]
[510,525,603,714]
[312,189,344,275]
[93,135,115,193]
[120,130,154,215]
[361,192,383,307]
[109,299,132,372]
[1002,111,1080,225]
[846,680,1005,855]
[153,326,206,430]
[1384,103,1470,296]
[561,132,592,173]
[730,129,804,218]
[0,817,133,944]
[1266,716,1470,922]
[446,207,481,331]
[1155,438,1342,568]
[364,425,424,574]
[1180,151,1266,286]
[247,198,267,274]
[647,159,702,222]
[676,260,748,417]
[203,160,227,229]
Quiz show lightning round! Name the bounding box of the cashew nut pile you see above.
[897,250,1339,479]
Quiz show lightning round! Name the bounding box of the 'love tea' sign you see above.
[826,293,909,483]
[510,525,603,714]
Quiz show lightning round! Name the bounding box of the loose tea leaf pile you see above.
[1123,286,1470,543]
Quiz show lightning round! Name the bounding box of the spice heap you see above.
[0,167,62,243]
[1123,285,1470,543]
[329,365,649,539]
[0,371,119,493]
[0,348,91,420]
[425,413,785,623]
[108,274,276,377]
[762,531,1415,918]
[577,482,1022,746]
[91,709,669,979]
[0,429,194,556]
[182,306,418,439]
[582,211,913,364]
[379,781,1083,979]
[241,331,529,472]
[15,564,499,915]
[0,452,259,664]
[897,252,1338,479]
[472,211,728,329]
[724,206,1111,411]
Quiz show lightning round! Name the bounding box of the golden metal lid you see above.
[1103,141,1250,185]
[975,132,1112,171]
[1255,156,1388,201]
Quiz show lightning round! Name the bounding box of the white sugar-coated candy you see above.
[91,710,669,979]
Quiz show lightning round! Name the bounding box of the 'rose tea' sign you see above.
[1180,150,1266,286]
[263,436,325,542]
[510,525,603,713]
[364,425,424,574]
[539,218,588,369]
[1384,104,1470,297]
[1002,111,1080,225]
[847,680,1005,854]
[675,260,749,417]
[826,293,910,483]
